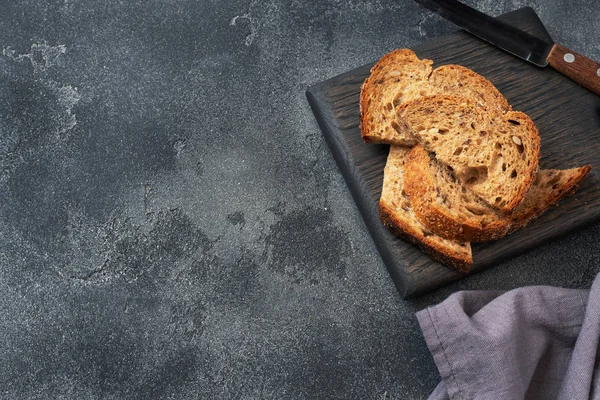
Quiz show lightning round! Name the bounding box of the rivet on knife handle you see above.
[546,44,600,95]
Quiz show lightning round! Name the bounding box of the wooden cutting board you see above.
[306,7,600,298]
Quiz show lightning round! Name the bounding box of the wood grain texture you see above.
[306,7,600,298]
[547,44,600,95]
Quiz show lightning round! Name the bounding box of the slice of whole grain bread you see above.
[360,49,510,145]
[397,95,541,213]
[404,145,510,242]
[403,144,591,242]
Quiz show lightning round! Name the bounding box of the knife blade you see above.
[414,0,600,95]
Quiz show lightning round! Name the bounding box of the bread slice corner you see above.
[508,165,592,233]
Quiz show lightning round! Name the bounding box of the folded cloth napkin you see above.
[416,273,600,400]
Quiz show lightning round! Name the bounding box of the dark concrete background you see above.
[0,0,599,398]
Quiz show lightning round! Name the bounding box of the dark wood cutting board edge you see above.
[306,7,600,298]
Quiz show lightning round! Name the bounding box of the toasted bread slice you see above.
[379,146,472,272]
[360,49,433,145]
[360,50,510,145]
[397,95,541,213]
[404,145,591,242]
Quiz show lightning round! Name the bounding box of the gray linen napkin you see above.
[416,273,600,400]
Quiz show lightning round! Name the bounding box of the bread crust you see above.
[379,199,472,273]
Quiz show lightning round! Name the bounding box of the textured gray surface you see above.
[0,0,599,398]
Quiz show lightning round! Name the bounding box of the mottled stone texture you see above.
[0,0,599,398]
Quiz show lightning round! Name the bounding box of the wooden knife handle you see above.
[547,44,600,95]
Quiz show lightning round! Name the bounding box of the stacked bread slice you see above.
[360,49,591,272]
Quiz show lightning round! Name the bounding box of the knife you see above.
[414,0,600,95]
